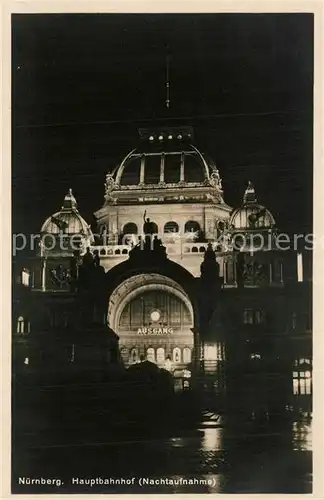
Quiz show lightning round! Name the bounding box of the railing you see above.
[91,242,211,257]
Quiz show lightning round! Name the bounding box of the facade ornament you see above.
[243,181,257,205]
[50,264,71,288]
[104,173,118,202]
[209,168,222,189]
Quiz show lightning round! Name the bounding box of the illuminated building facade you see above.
[13,125,312,405]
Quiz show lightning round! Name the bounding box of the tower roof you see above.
[40,189,93,237]
[229,182,275,230]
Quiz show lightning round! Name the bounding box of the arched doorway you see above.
[108,273,196,373]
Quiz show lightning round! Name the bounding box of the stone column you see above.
[160,153,165,183]
[140,154,145,184]
[41,258,47,291]
[180,152,185,182]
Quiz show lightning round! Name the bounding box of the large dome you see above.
[103,126,225,206]
[41,189,93,238]
[115,130,216,186]
[230,182,275,230]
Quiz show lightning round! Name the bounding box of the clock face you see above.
[150,310,161,322]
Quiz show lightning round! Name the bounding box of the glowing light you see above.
[149,136,154,141]
[201,428,222,451]
[204,344,217,360]
[168,134,173,140]
[150,310,161,322]
[297,252,303,282]
[177,134,183,140]
[158,135,163,141]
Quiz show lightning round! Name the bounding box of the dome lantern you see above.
[243,181,257,205]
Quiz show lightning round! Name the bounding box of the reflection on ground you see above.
[13,409,312,494]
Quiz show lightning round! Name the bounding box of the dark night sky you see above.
[12,13,313,240]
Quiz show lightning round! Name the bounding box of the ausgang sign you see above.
[137,327,173,335]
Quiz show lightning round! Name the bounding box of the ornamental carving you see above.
[104,173,118,201]
[209,169,222,189]
[50,265,71,288]
[241,261,268,286]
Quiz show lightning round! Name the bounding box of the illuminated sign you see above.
[137,327,173,335]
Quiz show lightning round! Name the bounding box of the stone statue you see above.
[93,249,100,267]
[143,210,156,235]
[104,173,116,202]
[82,247,94,267]
[105,173,115,193]
[210,169,222,189]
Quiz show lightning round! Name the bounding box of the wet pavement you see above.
[12,410,312,494]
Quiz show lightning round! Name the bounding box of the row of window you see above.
[293,370,312,395]
[243,309,266,325]
[242,310,311,330]
[116,220,201,235]
[120,346,192,365]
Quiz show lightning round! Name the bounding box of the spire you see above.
[165,46,170,109]
[61,188,78,211]
[243,181,257,205]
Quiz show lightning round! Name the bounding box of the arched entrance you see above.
[108,273,196,379]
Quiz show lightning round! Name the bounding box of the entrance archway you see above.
[108,273,196,371]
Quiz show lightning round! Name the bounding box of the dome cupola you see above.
[229,182,275,231]
[103,126,227,206]
[40,189,93,251]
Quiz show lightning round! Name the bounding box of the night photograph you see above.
[11,12,313,494]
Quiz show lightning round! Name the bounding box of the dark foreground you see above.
[12,373,312,494]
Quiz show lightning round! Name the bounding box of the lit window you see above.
[164,221,179,233]
[17,316,24,334]
[297,252,303,282]
[22,270,30,287]
[156,347,165,365]
[183,347,192,364]
[204,344,217,361]
[172,347,181,363]
[129,347,139,364]
[147,347,155,363]
[120,347,129,364]
[292,369,312,395]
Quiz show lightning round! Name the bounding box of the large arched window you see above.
[183,347,192,364]
[156,347,165,365]
[146,347,155,363]
[184,220,200,234]
[164,221,179,233]
[173,347,182,363]
[123,222,138,235]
